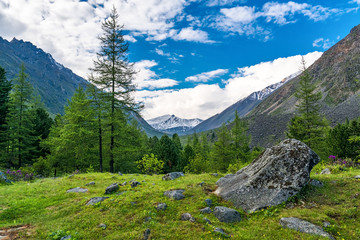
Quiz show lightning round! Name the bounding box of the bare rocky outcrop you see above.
[215,139,319,212]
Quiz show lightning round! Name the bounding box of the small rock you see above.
[105,183,119,194]
[117,191,128,196]
[97,223,107,229]
[310,179,324,187]
[131,202,137,205]
[323,221,331,228]
[120,181,127,186]
[286,202,295,209]
[280,217,335,240]
[144,217,152,222]
[213,206,241,223]
[0,172,12,184]
[130,179,136,183]
[205,198,212,207]
[198,182,205,186]
[68,174,74,178]
[156,203,167,211]
[214,228,229,238]
[200,207,212,214]
[320,168,331,175]
[142,180,146,182]
[211,173,219,177]
[181,213,196,222]
[66,187,88,193]
[143,228,151,240]
[203,217,212,224]
[164,190,185,200]
[118,172,123,176]
[85,181,95,186]
[162,172,184,181]
[354,175,360,179]
[352,193,360,199]
[86,197,109,205]
[131,181,141,188]
[60,236,72,240]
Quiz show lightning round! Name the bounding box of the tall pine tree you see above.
[0,66,12,164]
[90,7,141,172]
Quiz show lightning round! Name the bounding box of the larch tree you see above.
[90,6,141,172]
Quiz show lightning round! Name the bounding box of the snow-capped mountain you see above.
[147,114,203,134]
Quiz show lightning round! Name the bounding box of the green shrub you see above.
[136,153,164,175]
[33,157,51,177]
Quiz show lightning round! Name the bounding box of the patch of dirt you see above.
[0,225,31,240]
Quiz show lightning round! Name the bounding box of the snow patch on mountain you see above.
[147,114,203,132]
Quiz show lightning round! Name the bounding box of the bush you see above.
[136,153,164,175]
[184,154,210,174]
[33,157,51,177]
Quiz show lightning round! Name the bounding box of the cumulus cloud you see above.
[207,0,247,7]
[312,38,333,49]
[133,60,178,90]
[185,69,229,82]
[172,27,215,43]
[138,51,323,119]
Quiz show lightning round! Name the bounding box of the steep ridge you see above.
[187,73,298,135]
[246,24,360,147]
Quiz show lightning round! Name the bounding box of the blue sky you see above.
[0,0,359,119]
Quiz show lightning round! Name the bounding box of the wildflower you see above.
[6,169,10,174]
[328,155,336,159]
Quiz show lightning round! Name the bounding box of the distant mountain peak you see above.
[147,114,203,134]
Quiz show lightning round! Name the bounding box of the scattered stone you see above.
[86,197,109,205]
[323,221,331,228]
[164,190,185,200]
[199,181,205,186]
[214,228,230,238]
[130,179,136,183]
[0,171,12,184]
[304,203,317,209]
[211,173,219,177]
[215,139,320,212]
[117,191,128,196]
[181,213,196,222]
[320,168,331,175]
[162,172,184,181]
[203,217,212,224]
[200,207,212,214]
[66,187,88,193]
[205,198,212,207]
[286,202,295,209]
[97,223,107,229]
[105,183,119,194]
[144,217,152,222]
[131,181,141,188]
[310,179,324,187]
[352,193,360,199]
[120,181,127,186]
[143,228,151,240]
[280,217,335,240]
[142,180,146,182]
[213,206,241,223]
[85,181,95,186]
[60,236,72,240]
[156,203,167,211]
[118,172,123,176]
[68,174,74,178]
[354,175,360,179]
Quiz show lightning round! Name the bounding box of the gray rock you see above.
[213,206,241,223]
[131,181,141,188]
[164,190,185,200]
[144,228,151,240]
[214,228,229,238]
[66,187,88,193]
[85,181,95,186]
[162,172,184,181]
[86,197,109,205]
[280,217,335,240]
[120,181,127,186]
[105,183,119,194]
[205,198,212,207]
[211,173,219,177]
[200,207,212,214]
[97,223,106,229]
[203,217,212,224]
[0,171,12,184]
[354,175,360,179]
[117,191,127,196]
[68,174,74,178]
[60,236,72,240]
[215,139,319,212]
[323,221,331,228]
[130,179,136,183]
[156,203,167,211]
[131,202,137,205]
[144,217,152,222]
[118,172,123,176]
[320,168,331,175]
[199,181,205,186]
[310,179,324,187]
[181,213,196,222]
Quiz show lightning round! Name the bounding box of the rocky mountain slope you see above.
[147,114,203,134]
[187,73,298,135]
[0,37,162,137]
[246,24,360,147]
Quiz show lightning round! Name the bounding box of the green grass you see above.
[1,169,360,239]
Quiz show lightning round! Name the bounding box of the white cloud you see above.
[123,35,137,43]
[350,0,360,4]
[133,60,178,90]
[221,6,258,24]
[312,38,333,49]
[207,0,247,7]
[138,51,323,119]
[172,27,215,43]
[185,69,229,82]
[155,48,171,57]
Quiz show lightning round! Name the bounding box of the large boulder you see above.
[162,172,184,181]
[215,139,319,212]
[213,206,242,223]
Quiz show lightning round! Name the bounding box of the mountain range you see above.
[147,114,203,134]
